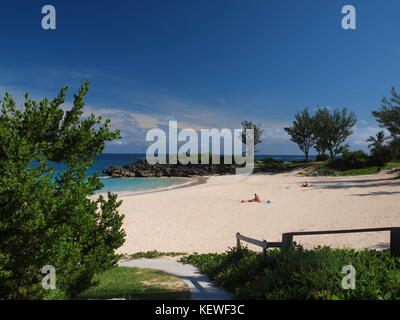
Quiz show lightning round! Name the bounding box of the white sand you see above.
[117,170,400,254]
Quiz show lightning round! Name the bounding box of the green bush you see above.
[123,250,186,260]
[370,145,394,167]
[0,82,125,299]
[306,164,337,176]
[258,158,288,171]
[181,246,400,300]
[328,150,371,170]
[316,154,330,162]
[260,158,284,165]
[290,159,314,164]
[390,140,400,161]
[329,148,394,170]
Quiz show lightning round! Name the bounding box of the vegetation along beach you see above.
[1,1,400,303]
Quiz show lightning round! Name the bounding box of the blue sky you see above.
[1,0,400,154]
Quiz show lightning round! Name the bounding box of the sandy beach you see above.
[117,170,400,254]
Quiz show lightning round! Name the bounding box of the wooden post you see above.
[262,240,268,256]
[390,228,400,257]
[236,232,241,249]
[282,233,294,252]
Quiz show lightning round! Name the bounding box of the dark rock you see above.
[103,166,135,178]
[103,158,237,178]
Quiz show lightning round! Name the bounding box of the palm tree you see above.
[367,131,388,151]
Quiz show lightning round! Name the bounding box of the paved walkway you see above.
[118,258,231,300]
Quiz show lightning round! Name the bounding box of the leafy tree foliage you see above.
[367,131,393,166]
[239,121,264,153]
[373,88,400,139]
[0,82,125,299]
[367,131,389,151]
[313,107,357,159]
[285,107,356,160]
[328,150,371,170]
[372,88,400,161]
[389,139,400,160]
[284,108,316,160]
[312,107,330,156]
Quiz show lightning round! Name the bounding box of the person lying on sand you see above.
[301,181,312,188]
[241,193,262,203]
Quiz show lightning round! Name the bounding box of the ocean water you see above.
[48,154,189,194]
[49,153,311,193]
[255,155,316,162]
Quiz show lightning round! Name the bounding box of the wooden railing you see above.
[236,227,400,257]
[236,232,282,255]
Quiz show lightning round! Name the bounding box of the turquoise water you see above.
[48,153,310,194]
[99,176,189,194]
[48,153,191,194]
[89,154,190,193]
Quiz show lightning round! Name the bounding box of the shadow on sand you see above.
[310,176,400,191]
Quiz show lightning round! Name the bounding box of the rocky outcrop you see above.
[102,158,236,178]
[103,165,136,178]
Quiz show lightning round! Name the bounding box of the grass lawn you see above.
[46,267,190,300]
[336,162,400,176]
[301,161,400,177]
[384,162,400,171]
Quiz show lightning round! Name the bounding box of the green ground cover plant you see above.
[123,250,187,260]
[181,246,400,300]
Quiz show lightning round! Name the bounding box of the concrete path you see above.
[118,258,231,300]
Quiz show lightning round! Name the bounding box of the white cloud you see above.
[129,112,160,129]
[262,127,291,144]
[3,83,387,154]
[349,125,389,145]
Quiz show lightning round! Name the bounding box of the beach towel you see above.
[240,200,272,204]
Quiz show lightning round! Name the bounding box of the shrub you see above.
[0,82,125,299]
[370,145,394,166]
[260,158,284,165]
[305,164,337,176]
[181,246,400,300]
[257,158,289,172]
[290,159,314,164]
[390,139,400,160]
[328,150,371,170]
[316,154,330,162]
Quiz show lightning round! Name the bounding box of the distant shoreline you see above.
[92,176,208,199]
[115,176,209,197]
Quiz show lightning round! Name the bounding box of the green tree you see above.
[239,121,264,153]
[372,88,400,139]
[367,131,388,151]
[284,108,316,161]
[372,88,400,161]
[313,107,357,159]
[312,107,329,156]
[367,131,393,166]
[0,82,125,299]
